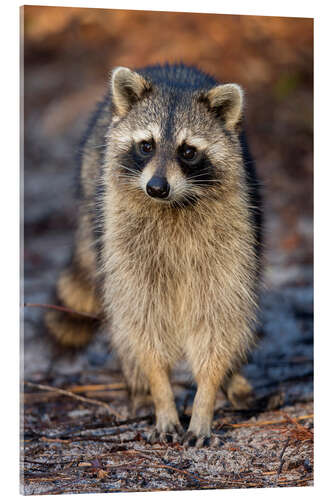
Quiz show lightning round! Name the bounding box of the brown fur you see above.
[46,65,260,446]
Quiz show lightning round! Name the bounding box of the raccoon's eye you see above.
[139,140,154,155]
[180,144,197,162]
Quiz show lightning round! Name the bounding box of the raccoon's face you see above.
[106,67,244,207]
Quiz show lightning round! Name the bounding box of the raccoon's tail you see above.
[45,264,102,348]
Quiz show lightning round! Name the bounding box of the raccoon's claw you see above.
[181,431,222,448]
[148,423,184,445]
[148,430,173,444]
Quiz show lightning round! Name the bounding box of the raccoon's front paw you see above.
[181,431,222,448]
[148,421,184,445]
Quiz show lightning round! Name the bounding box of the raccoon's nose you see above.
[146,176,170,199]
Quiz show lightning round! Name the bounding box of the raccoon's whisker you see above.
[176,190,198,206]
[186,173,208,181]
[171,199,187,210]
[188,177,221,181]
[118,165,141,175]
[117,171,139,177]
[170,185,203,206]
[117,172,140,179]
[184,193,198,204]
[189,179,221,184]
[117,177,141,188]
[119,165,140,176]
[116,175,140,183]
[186,170,215,180]
[119,186,141,193]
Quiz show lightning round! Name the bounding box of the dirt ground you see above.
[22,7,313,495]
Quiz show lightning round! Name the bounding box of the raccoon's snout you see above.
[146,176,170,199]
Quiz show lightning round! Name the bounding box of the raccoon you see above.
[46,63,262,447]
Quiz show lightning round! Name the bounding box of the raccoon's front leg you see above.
[183,371,254,447]
[182,370,222,448]
[145,358,183,443]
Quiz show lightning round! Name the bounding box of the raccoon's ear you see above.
[203,84,244,131]
[110,67,152,117]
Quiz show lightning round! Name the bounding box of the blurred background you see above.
[22,7,313,494]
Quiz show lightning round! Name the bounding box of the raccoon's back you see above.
[76,94,111,203]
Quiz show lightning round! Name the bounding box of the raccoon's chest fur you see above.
[101,190,254,355]
[103,207,205,315]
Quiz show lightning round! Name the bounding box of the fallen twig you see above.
[24,381,123,419]
[275,437,290,484]
[67,383,126,393]
[280,412,314,441]
[223,414,313,429]
[23,302,100,321]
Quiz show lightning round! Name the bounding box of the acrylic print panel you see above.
[22,5,313,495]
